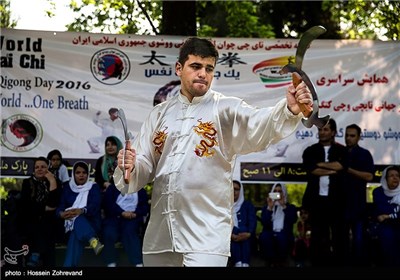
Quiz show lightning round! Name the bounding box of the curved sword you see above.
[117,108,131,184]
[280,25,330,128]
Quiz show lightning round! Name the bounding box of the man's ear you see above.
[175,62,182,76]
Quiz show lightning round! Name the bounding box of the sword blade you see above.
[279,25,330,129]
[117,108,130,141]
[117,108,131,183]
[295,25,326,70]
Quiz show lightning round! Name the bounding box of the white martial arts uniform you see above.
[114,88,301,266]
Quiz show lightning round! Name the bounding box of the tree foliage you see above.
[60,0,398,40]
[196,1,275,38]
[257,1,342,39]
[331,0,400,40]
[3,0,397,40]
[65,0,162,34]
[0,0,17,28]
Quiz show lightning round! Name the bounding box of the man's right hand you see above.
[118,148,136,174]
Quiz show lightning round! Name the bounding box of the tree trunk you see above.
[161,1,196,36]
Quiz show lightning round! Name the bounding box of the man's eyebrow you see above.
[189,62,214,68]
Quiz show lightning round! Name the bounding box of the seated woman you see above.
[102,184,149,267]
[56,161,103,267]
[259,182,298,267]
[372,165,400,267]
[230,180,257,267]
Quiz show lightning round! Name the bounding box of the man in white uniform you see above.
[87,108,123,153]
[113,37,313,267]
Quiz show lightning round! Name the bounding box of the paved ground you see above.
[55,245,128,267]
[55,245,269,267]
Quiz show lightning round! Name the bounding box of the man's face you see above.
[345,128,360,148]
[176,54,215,99]
[109,111,118,121]
[318,124,335,145]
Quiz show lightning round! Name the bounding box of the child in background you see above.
[47,149,70,184]
[292,207,311,267]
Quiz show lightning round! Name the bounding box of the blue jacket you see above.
[56,182,102,233]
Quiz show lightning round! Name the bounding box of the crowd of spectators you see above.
[1,126,398,268]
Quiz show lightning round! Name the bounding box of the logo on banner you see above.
[90,48,131,85]
[253,56,293,88]
[1,114,43,152]
[3,245,29,265]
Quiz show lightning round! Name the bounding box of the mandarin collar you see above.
[178,88,211,105]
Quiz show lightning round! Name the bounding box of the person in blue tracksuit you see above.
[259,182,298,267]
[372,165,400,267]
[101,184,149,267]
[230,180,257,267]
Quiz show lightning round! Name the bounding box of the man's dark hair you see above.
[346,123,361,135]
[327,118,337,133]
[108,108,118,115]
[178,37,219,66]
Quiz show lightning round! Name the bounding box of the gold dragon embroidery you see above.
[153,127,168,155]
[193,119,218,157]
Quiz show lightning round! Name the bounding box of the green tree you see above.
[258,0,399,40]
[52,0,398,40]
[196,1,275,38]
[329,0,400,40]
[65,0,161,34]
[258,1,342,39]
[0,0,17,28]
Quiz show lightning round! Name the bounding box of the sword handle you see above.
[124,140,131,184]
[292,72,312,118]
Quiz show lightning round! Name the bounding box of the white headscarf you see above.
[380,166,400,205]
[232,181,244,228]
[270,182,288,232]
[64,161,94,232]
[116,192,138,212]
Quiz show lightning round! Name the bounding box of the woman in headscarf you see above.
[56,161,103,267]
[258,182,298,267]
[372,165,400,267]
[229,180,257,267]
[94,136,123,192]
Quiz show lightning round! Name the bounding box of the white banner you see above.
[1,29,399,179]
